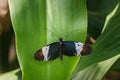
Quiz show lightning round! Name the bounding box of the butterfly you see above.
[34,38,92,61]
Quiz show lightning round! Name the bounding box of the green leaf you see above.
[74,3,120,73]
[71,4,120,79]
[87,0,120,38]
[0,69,21,80]
[8,0,87,80]
[72,54,120,80]
[87,0,120,14]
[111,58,120,72]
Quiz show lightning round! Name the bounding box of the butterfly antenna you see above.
[45,28,60,38]
[59,38,63,60]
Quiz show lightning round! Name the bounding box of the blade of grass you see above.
[8,0,87,80]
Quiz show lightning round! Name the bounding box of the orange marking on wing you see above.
[37,49,43,57]
[81,44,92,55]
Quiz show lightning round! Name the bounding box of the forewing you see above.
[48,42,60,60]
[63,41,77,56]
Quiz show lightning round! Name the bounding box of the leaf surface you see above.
[8,0,87,80]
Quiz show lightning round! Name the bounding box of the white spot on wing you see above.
[74,42,83,56]
[42,46,50,61]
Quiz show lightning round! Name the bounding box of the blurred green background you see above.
[0,0,120,80]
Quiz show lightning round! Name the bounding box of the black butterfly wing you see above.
[34,42,60,61]
[48,42,60,60]
[63,41,93,56]
[62,41,77,56]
